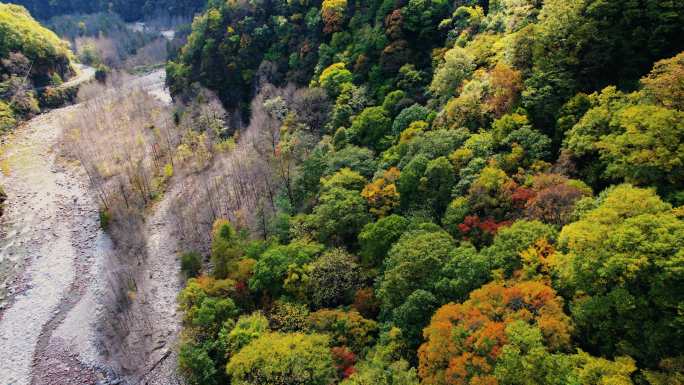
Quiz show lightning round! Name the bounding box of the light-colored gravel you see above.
[131,184,183,385]
[0,68,184,385]
[0,101,107,384]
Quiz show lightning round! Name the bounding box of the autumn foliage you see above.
[457,215,511,245]
[361,167,401,217]
[161,0,684,383]
[418,280,572,385]
[332,346,357,379]
[321,0,348,33]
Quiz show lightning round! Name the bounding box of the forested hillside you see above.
[9,0,206,21]
[0,3,74,131]
[165,1,684,385]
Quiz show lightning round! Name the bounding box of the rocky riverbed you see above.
[0,69,183,385]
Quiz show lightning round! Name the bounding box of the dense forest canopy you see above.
[7,0,207,21]
[162,1,684,385]
[167,0,684,124]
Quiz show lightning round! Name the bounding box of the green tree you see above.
[494,321,637,385]
[557,184,684,366]
[294,147,328,209]
[267,301,310,333]
[321,168,368,192]
[641,51,684,110]
[391,104,431,136]
[494,321,576,385]
[443,197,470,236]
[249,240,324,297]
[223,312,270,354]
[595,105,684,188]
[388,289,438,352]
[310,187,372,245]
[482,220,557,277]
[210,219,242,279]
[319,62,353,97]
[327,145,378,178]
[377,228,455,312]
[382,90,411,117]
[226,332,336,385]
[191,297,238,332]
[433,243,491,302]
[308,309,378,353]
[349,106,392,150]
[526,0,684,131]
[327,83,368,134]
[179,342,218,385]
[392,129,470,170]
[429,46,475,100]
[424,156,456,218]
[396,154,429,210]
[564,84,684,190]
[401,0,451,44]
[341,328,419,385]
[358,214,410,267]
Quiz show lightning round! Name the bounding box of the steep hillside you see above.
[168,0,684,124]
[0,3,73,81]
[0,3,76,131]
[164,1,684,385]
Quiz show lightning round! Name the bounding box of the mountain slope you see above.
[165,1,684,385]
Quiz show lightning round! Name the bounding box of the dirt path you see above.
[33,64,96,94]
[0,69,184,385]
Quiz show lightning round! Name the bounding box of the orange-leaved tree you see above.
[418,280,572,385]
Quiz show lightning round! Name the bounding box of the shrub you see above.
[181,252,203,278]
[0,101,17,131]
[38,85,77,109]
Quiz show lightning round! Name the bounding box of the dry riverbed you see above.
[0,69,183,385]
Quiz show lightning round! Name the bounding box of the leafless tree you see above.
[59,71,189,375]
